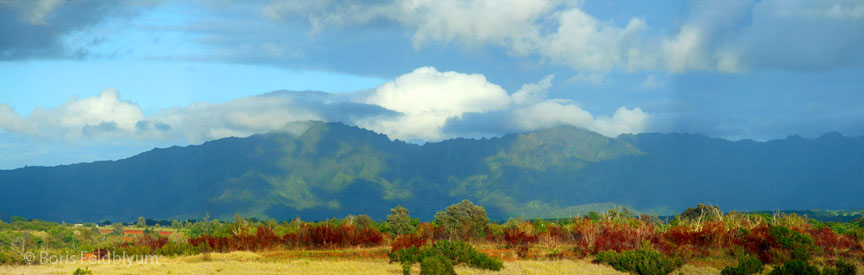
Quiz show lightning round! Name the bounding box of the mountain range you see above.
[1,121,862,223]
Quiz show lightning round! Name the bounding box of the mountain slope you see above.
[1,121,862,222]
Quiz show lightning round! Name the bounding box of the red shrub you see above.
[808,227,858,257]
[416,222,436,241]
[660,221,734,258]
[281,232,300,248]
[352,227,386,247]
[545,224,572,242]
[570,218,601,254]
[735,224,780,263]
[307,224,345,248]
[593,222,640,253]
[129,234,168,251]
[390,234,427,253]
[504,227,538,248]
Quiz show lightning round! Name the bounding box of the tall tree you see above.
[434,200,489,241]
[387,206,415,235]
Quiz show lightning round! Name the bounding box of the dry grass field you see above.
[2,249,861,274]
[0,250,638,275]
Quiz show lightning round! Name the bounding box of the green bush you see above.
[769,226,818,261]
[821,259,857,275]
[722,255,764,275]
[389,240,502,275]
[72,267,93,275]
[420,254,456,275]
[433,240,502,271]
[595,249,683,275]
[768,260,820,275]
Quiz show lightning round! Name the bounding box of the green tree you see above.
[434,200,489,241]
[171,220,182,230]
[355,214,374,230]
[110,223,124,236]
[136,217,146,228]
[388,206,415,235]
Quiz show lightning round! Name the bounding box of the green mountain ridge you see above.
[1,121,862,222]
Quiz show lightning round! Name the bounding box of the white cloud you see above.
[512,74,554,105]
[0,89,395,143]
[510,100,648,138]
[0,88,143,139]
[262,0,864,73]
[0,67,650,145]
[361,67,511,141]
[443,73,650,138]
[590,107,648,137]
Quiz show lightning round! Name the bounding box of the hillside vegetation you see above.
[0,121,862,222]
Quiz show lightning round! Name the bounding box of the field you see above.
[2,203,864,274]
[0,249,703,275]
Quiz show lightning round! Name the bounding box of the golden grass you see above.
[0,251,635,275]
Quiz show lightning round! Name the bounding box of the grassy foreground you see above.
[0,251,641,275]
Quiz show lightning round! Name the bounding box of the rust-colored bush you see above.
[808,227,858,257]
[504,227,538,248]
[391,234,428,253]
[593,223,640,253]
[352,227,386,247]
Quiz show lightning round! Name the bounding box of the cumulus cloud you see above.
[0,88,143,139]
[360,67,511,141]
[443,79,649,139]
[0,67,650,145]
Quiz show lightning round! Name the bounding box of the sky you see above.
[1,0,863,169]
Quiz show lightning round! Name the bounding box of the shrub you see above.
[822,259,857,275]
[434,240,502,271]
[351,227,385,247]
[595,248,683,275]
[420,254,456,275]
[389,240,502,275]
[72,267,93,275]
[391,234,427,253]
[156,242,197,256]
[308,224,344,248]
[768,260,819,275]
[721,255,764,275]
[808,227,856,257]
[769,226,817,261]
[503,226,537,248]
[593,222,641,253]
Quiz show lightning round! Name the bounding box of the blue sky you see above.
[1,0,863,169]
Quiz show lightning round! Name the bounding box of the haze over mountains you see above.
[1,121,862,223]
